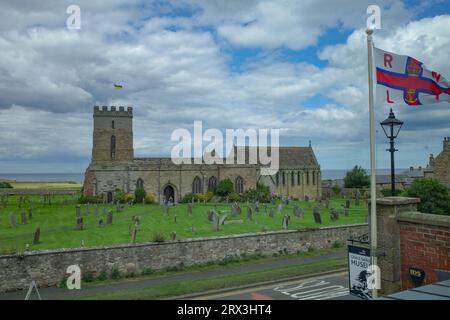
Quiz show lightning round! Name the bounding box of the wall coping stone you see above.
[375,197,420,206]
[0,223,368,259]
[397,211,450,228]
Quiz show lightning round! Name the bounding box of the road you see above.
[192,271,361,300]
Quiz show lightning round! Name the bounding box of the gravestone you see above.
[294,206,304,219]
[187,203,193,216]
[305,195,309,202]
[313,209,322,224]
[10,213,16,229]
[219,214,228,225]
[282,215,290,230]
[131,227,138,244]
[277,204,283,214]
[170,231,177,241]
[21,212,27,225]
[76,217,84,230]
[344,207,349,217]
[98,219,103,227]
[75,205,81,218]
[246,207,253,221]
[102,208,107,215]
[330,208,339,221]
[107,211,113,225]
[207,210,215,222]
[325,199,330,209]
[173,215,177,224]
[212,213,220,231]
[269,208,274,218]
[93,207,98,217]
[33,227,40,245]
[28,207,33,220]
[345,199,351,209]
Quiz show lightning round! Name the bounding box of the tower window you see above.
[111,135,116,160]
[112,120,115,129]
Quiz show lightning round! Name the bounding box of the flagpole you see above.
[366,28,378,299]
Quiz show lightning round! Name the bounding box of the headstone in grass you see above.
[10,213,16,228]
[33,227,40,244]
[271,198,276,205]
[282,214,290,230]
[345,199,351,209]
[263,204,268,215]
[254,202,259,213]
[294,206,303,219]
[131,227,138,244]
[98,219,103,227]
[330,208,339,221]
[93,206,98,217]
[187,203,193,216]
[246,207,253,221]
[102,207,107,215]
[339,204,345,216]
[207,210,214,222]
[76,205,81,218]
[325,199,330,209]
[219,214,228,225]
[85,205,89,215]
[173,214,177,224]
[76,217,84,230]
[106,211,113,225]
[313,208,322,224]
[277,204,283,214]
[212,213,220,231]
[305,195,309,202]
[28,207,32,220]
[170,231,177,241]
[344,207,349,217]
[21,211,27,224]
[269,208,274,218]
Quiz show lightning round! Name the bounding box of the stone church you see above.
[83,106,322,203]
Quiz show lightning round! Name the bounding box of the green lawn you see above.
[0,194,367,254]
[70,257,347,300]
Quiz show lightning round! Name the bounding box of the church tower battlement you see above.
[92,105,134,162]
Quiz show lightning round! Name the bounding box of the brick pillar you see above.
[374,197,420,294]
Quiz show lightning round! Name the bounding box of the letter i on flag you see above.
[374,47,450,106]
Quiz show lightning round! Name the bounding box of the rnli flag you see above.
[374,47,450,106]
[113,84,123,90]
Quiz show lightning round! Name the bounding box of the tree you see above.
[344,166,370,188]
[215,178,234,196]
[404,178,450,215]
[134,187,146,204]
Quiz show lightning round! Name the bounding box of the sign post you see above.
[348,244,372,300]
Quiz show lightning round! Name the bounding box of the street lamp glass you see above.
[380,109,403,139]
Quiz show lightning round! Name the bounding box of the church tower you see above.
[92,105,134,162]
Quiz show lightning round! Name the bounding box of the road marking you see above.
[273,280,349,300]
[250,292,273,300]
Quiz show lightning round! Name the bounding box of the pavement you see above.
[191,271,361,300]
[0,250,347,300]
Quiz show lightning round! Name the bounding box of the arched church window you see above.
[235,176,244,194]
[192,176,202,194]
[136,178,144,189]
[208,176,217,191]
[291,172,295,185]
[297,172,301,185]
[112,120,115,129]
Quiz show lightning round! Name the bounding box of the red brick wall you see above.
[399,221,450,289]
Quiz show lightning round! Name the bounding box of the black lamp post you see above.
[380,109,404,196]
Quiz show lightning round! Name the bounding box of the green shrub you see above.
[180,193,198,203]
[242,183,271,203]
[332,185,341,196]
[228,192,241,202]
[0,181,13,188]
[114,191,128,204]
[141,267,154,276]
[82,271,94,283]
[152,231,165,243]
[144,192,155,204]
[78,195,104,204]
[380,188,402,197]
[215,178,234,196]
[97,270,108,281]
[344,166,370,188]
[110,268,121,280]
[404,178,450,215]
[134,188,146,204]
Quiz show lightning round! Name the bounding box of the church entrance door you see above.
[163,185,175,204]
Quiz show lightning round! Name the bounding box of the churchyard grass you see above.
[0,194,367,254]
[70,257,347,300]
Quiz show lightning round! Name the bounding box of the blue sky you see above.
[0,0,449,174]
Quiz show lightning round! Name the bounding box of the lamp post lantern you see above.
[380,109,404,196]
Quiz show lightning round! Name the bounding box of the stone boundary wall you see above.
[0,224,367,292]
[0,190,79,195]
[397,211,450,289]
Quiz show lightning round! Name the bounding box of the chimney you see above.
[429,154,434,167]
[444,137,450,151]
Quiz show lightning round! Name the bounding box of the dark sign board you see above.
[409,267,425,287]
[348,245,372,299]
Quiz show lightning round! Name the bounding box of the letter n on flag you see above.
[374,47,450,106]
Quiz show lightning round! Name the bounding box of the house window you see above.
[192,176,202,194]
[208,176,217,191]
[136,178,144,189]
[110,135,116,160]
[235,176,244,194]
